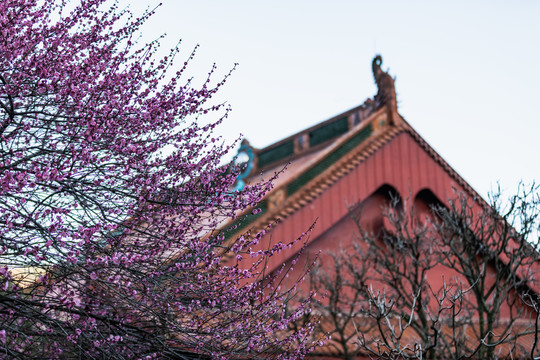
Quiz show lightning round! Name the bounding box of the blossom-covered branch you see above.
[0,1,316,358]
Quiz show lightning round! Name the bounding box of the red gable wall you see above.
[256,131,466,275]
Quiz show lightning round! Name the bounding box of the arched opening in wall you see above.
[375,184,403,212]
[414,188,445,227]
[351,184,402,236]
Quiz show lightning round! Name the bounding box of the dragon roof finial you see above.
[372,55,399,124]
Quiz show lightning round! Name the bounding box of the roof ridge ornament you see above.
[372,55,401,126]
[233,139,255,191]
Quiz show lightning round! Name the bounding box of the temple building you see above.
[224,56,539,359]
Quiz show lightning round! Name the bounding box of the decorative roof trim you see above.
[228,115,487,238]
[223,108,391,237]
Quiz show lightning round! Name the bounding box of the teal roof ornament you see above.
[233,139,254,191]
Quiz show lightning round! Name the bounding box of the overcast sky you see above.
[118,0,539,200]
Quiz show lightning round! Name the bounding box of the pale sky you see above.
[119,0,539,200]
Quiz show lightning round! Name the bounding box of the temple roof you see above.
[224,55,480,240]
[221,56,539,359]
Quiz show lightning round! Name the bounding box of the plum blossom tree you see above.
[0,1,316,358]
